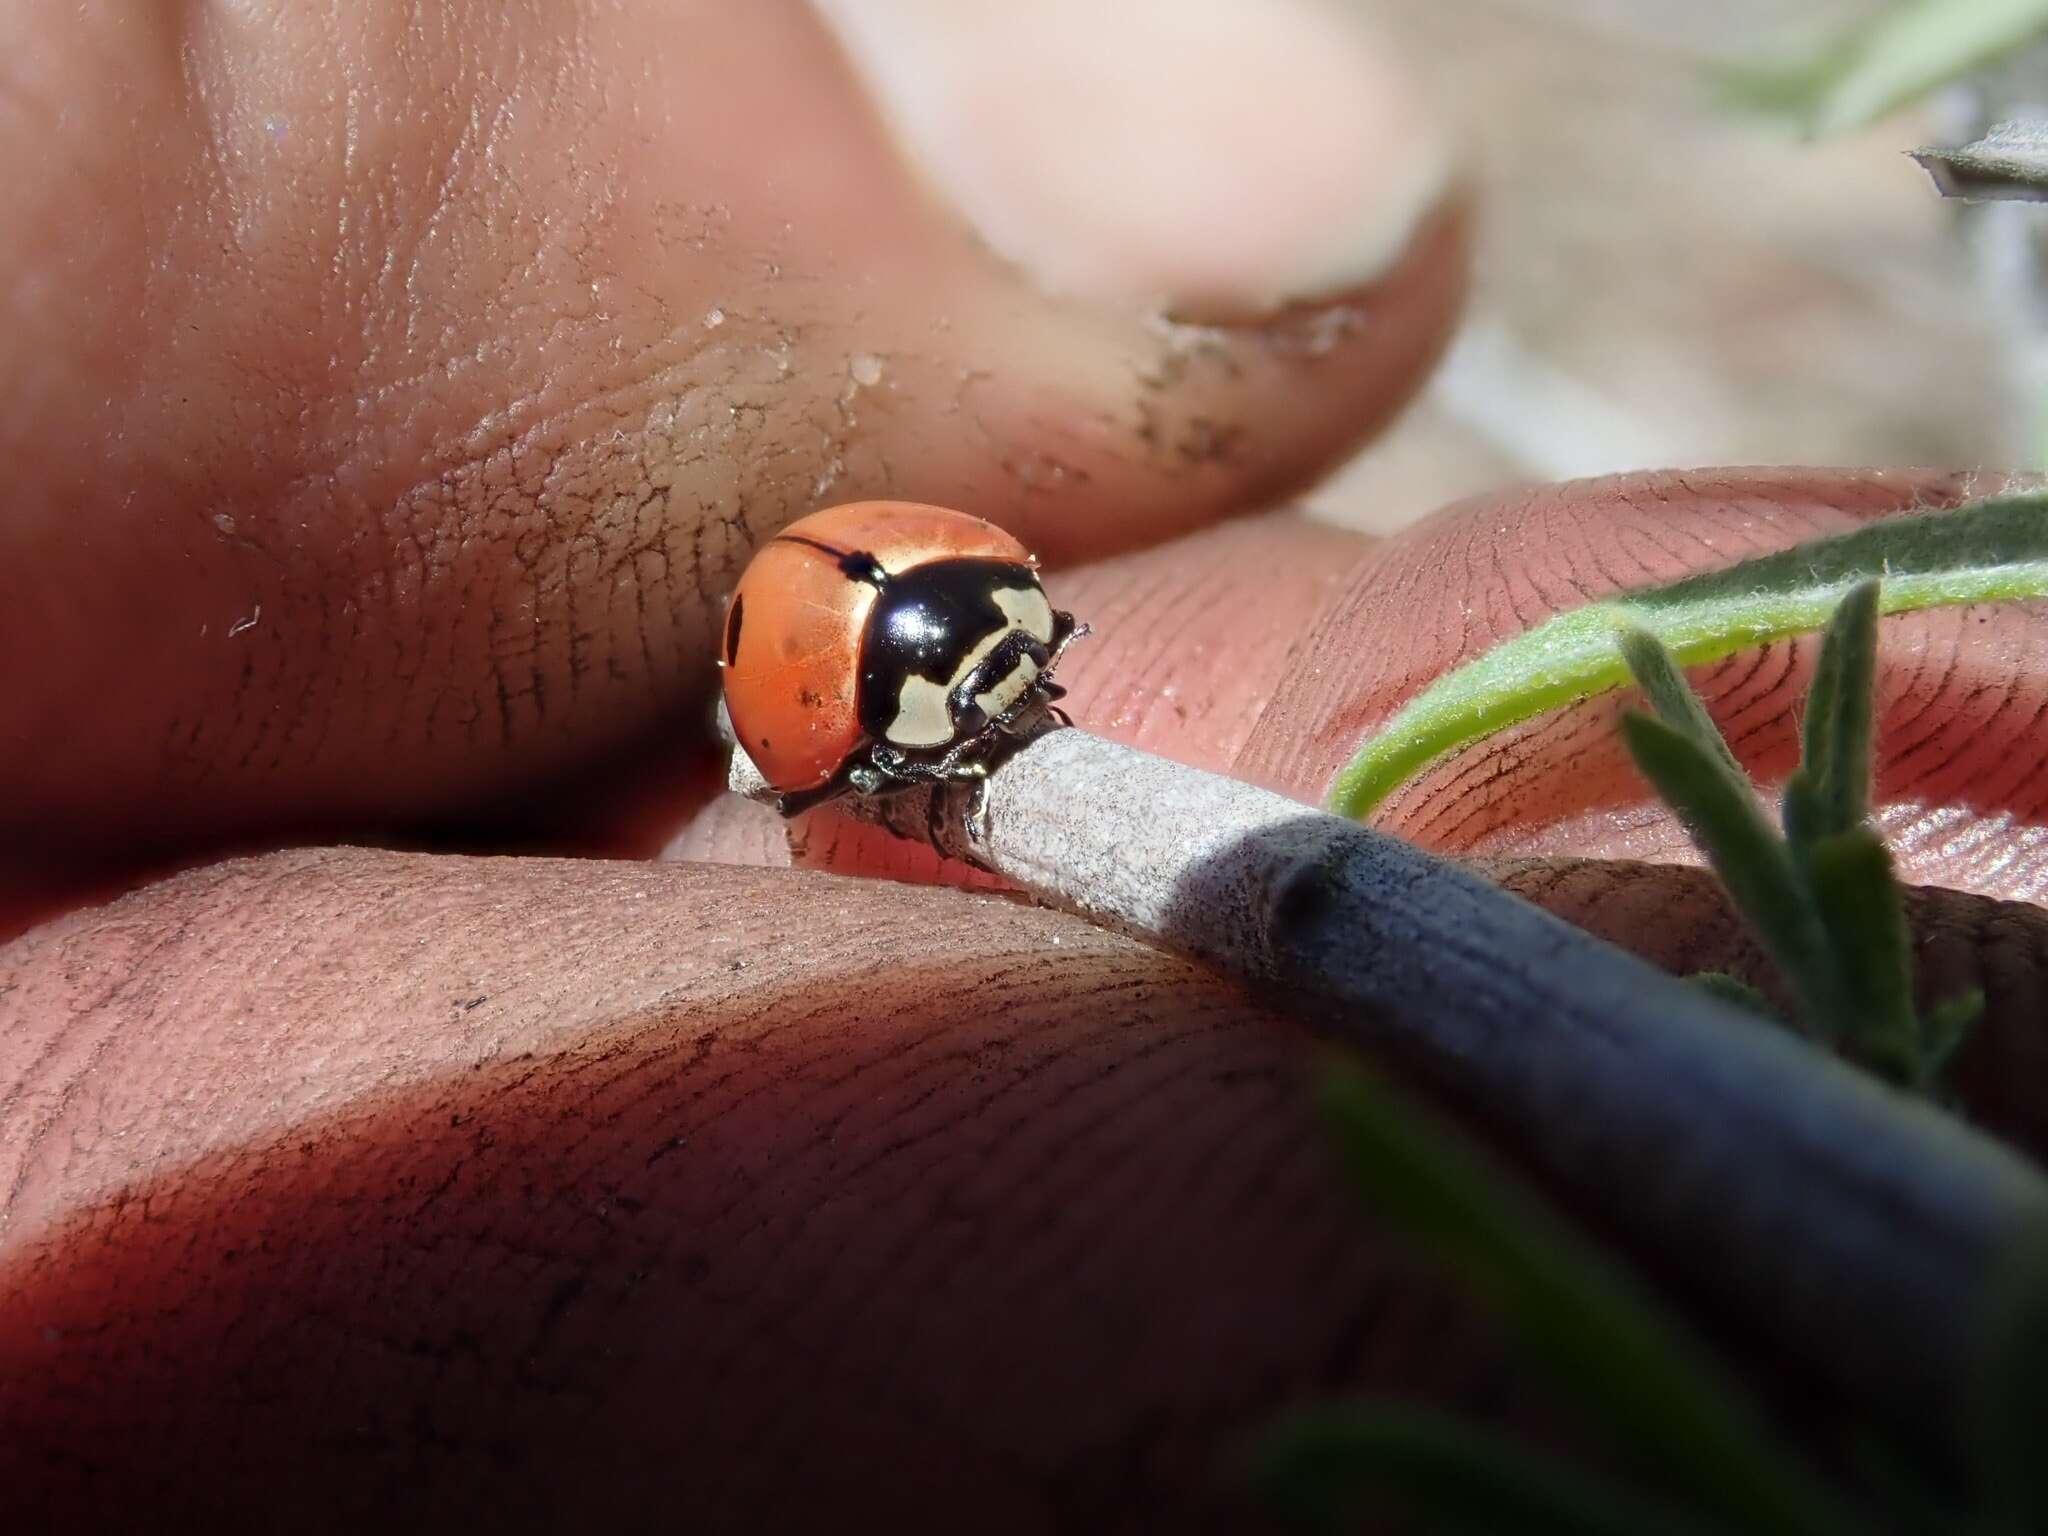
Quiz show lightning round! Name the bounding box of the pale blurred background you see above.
[1310,0,2024,532]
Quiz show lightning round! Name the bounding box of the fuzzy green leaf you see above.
[1248,1403,1731,1536]
[1720,0,2048,137]
[1924,990,1985,1085]
[1618,625,1745,776]
[1805,830,1921,1082]
[1804,580,1881,839]
[1328,495,2048,823]
[1780,769,1828,851]
[1619,713,1842,1036]
[1313,1062,1855,1536]
[1799,610,1846,792]
[1689,971,1783,1023]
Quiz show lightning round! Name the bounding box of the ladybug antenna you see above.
[775,533,889,588]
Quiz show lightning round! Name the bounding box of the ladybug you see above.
[720,500,1084,815]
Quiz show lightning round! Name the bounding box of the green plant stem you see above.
[1619,712,1845,1038]
[1723,0,2048,137]
[1328,496,2048,823]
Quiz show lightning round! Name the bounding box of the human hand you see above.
[6,2,2047,1528]
[0,0,1458,892]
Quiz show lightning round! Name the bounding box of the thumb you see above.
[0,0,1462,859]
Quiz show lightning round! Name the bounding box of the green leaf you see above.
[1803,580,1881,839]
[1779,769,1828,851]
[1619,714,1841,1037]
[1804,829,1921,1082]
[1617,625,1744,777]
[1797,629,1843,793]
[1794,596,1847,811]
[1688,971,1782,1023]
[1924,990,1985,1085]
[1248,1403,1732,1536]
[1720,0,2048,138]
[1327,494,2048,824]
[1312,1061,1856,1536]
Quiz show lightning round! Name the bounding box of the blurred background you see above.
[1311,0,2026,532]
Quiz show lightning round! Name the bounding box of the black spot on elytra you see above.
[723,595,745,664]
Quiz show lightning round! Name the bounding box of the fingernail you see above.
[812,0,1453,316]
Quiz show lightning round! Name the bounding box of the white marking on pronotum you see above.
[883,585,1055,748]
[975,653,1040,720]
[993,584,1055,642]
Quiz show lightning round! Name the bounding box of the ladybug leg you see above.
[846,761,895,797]
[921,756,993,844]
[770,753,896,817]
[773,780,849,818]
[868,743,958,793]
[963,775,994,845]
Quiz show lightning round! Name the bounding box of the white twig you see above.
[731,724,2048,1435]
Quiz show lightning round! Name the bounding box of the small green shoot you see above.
[1688,970,1781,1020]
[1250,1060,1858,1536]
[1617,580,1982,1089]
[1719,0,2048,138]
[1326,494,2048,823]
[1250,1403,1725,1536]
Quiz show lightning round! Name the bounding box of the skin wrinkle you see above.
[1071,564,1182,733]
[1695,649,1800,781]
[1883,616,1972,760]
[971,1022,1262,1278]
[1983,684,2048,808]
[0,855,320,1227]
[1900,675,2005,789]
[1563,501,1640,607]
[1143,566,1248,737]
[1391,685,1642,849]
[1599,487,1699,576]
[1877,618,2048,846]
[1511,483,1591,619]
[1700,644,1779,731]
[797,1027,1255,1425]
[1395,734,1528,849]
[1614,510,1706,576]
[1049,515,1369,767]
